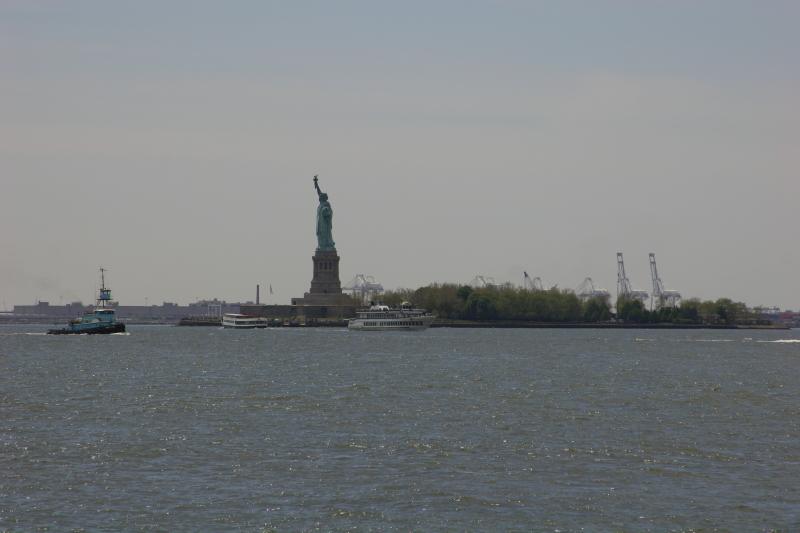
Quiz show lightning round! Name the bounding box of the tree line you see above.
[615,296,757,325]
[378,283,758,325]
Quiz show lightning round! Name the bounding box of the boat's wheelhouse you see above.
[91,309,116,323]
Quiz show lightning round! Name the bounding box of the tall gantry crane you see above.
[343,274,384,305]
[649,253,681,310]
[469,275,497,289]
[523,271,544,291]
[576,277,611,302]
[616,252,649,304]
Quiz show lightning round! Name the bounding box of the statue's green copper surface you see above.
[313,175,335,251]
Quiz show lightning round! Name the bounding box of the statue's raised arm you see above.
[313,175,323,199]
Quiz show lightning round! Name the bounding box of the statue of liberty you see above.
[313,175,335,251]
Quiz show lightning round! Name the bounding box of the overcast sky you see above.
[1,1,798,310]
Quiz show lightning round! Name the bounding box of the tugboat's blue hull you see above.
[47,323,126,335]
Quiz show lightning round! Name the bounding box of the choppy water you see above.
[1,325,799,531]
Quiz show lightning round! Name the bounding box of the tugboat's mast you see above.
[97,267,112,309]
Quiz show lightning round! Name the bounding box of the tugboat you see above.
[47,268,126,335]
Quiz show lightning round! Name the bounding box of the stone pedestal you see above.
[291,248,356,319]
[309,249,342,295]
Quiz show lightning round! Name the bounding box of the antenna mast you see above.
[97,267,112,308]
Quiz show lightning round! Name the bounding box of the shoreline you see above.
[431,320,789,330]
[0,317,790,330]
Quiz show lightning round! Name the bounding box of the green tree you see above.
[457,285,472,302]
[465,292,498,320]
[616,297,647,323]
[678,298,701,323]
[583,297,612,322]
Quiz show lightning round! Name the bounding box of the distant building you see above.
[13,301,89,317]
[12,299,240,321]
[753,306,799,328]
[778,311,800,328]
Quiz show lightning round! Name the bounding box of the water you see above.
[1,325,799,531]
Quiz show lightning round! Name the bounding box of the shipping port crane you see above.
[576,277,611,302]
[616,252,649,304]
[649,253,681,310]
[469,275,497,289]
[343,274,384,305]
[523,271,544,291]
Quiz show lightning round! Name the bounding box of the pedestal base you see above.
[290,248,356,318]
[309,249,342,295]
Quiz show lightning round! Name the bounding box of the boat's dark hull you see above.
[47,323,126,335]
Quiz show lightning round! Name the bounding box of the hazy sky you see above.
[2,1,798,309]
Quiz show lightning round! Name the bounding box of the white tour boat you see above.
[222,313,268,329]
[348,302,435,331]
